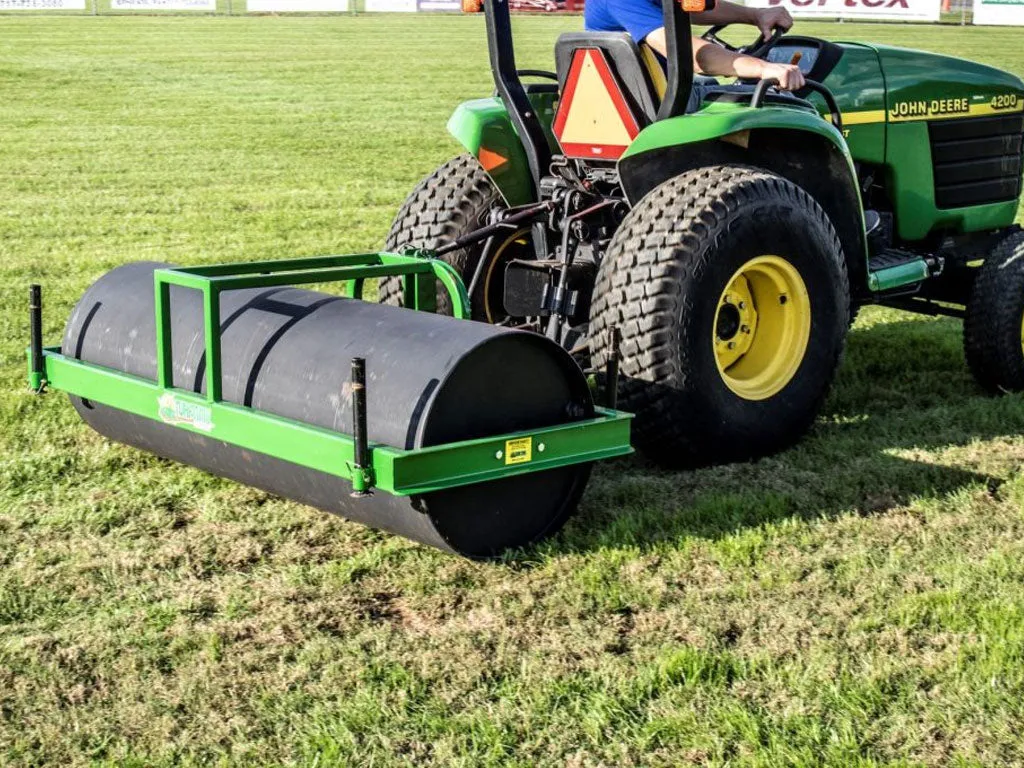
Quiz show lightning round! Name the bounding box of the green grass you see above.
[2,14,1024,767]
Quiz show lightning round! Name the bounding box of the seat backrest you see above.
[554,32,661,126]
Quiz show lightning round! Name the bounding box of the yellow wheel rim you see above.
[713,255,812,401]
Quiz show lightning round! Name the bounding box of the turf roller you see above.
[30,254,632,557]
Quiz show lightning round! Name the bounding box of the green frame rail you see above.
[152,252,471,403]
[28,252,633,496]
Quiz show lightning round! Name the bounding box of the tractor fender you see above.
[447,93,557,207]
[618,108,871,299]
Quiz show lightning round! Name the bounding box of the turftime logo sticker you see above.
[158,394,214,432]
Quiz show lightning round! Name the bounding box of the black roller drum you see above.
[63,262,594,557]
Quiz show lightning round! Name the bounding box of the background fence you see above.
[0,0,581,12]
[0,0,1019,28]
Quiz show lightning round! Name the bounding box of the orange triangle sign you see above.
[553,48,641,161]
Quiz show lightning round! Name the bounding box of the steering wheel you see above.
[701,24,785,59]
[751,78,844,133]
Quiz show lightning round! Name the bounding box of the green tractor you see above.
[383,0,1024,468]
[25,0,1024,556]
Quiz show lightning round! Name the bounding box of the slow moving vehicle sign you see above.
[552,48,641,161]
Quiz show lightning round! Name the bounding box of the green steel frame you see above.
[28,252,633,497]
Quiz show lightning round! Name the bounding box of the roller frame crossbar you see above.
[27,252,633,497]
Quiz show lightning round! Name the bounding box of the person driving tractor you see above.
[585,0,805,100]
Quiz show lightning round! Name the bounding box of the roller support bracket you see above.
[28,284,46,394]
[349,357,374,497]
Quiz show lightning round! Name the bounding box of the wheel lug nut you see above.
[741,325,750,334]
[738,301,746,310]
[728,342,736,350]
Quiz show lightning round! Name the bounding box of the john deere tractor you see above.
[26,0,1024,556]
[383,0,1024,467]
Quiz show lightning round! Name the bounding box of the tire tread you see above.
[590,164,849,465]
[381,154,499,313]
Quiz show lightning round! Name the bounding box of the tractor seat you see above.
[554,32,720,127]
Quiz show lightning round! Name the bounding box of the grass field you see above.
[2,14,1024,767]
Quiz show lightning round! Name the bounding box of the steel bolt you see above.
[741,325,750,334]
[495,450,503,460]
[738,301,746,310]
[728,342,736,350]
[538,443,546,453]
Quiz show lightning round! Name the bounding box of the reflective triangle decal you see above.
[552,48,641,161]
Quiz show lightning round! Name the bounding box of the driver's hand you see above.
[755,7,793,41]
[761,62,805,91]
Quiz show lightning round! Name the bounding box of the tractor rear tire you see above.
[964,229,1024,393]
[381,154,529,321]
[589,165,850,468]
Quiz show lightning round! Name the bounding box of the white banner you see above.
[112,0,215,8]
[974,0,1024,25]
[248,0,348,8]
[0,0,85,8]
[746,0,940,21]
[365,0,415,9]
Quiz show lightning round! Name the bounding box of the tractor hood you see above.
[857,43,1024,240]
[866,43,1024,122]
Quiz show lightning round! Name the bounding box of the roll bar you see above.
[657,0,697,122]
[484,0,554,195]
[483,0,706,194]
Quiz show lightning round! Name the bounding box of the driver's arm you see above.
[643,30,806,89]
[692,2,793,42]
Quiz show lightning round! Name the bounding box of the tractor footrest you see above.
[869,248,924,271]
[868,249,930,293]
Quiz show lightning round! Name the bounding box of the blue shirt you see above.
[584,0,664,45]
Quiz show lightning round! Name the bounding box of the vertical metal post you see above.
[154,277,174,389]
[350,357,372,496]
[29,285,45,393]
[203,285,222,403]
[604,326,620,409]
[411,269,437,313]
[343,278,363,300]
